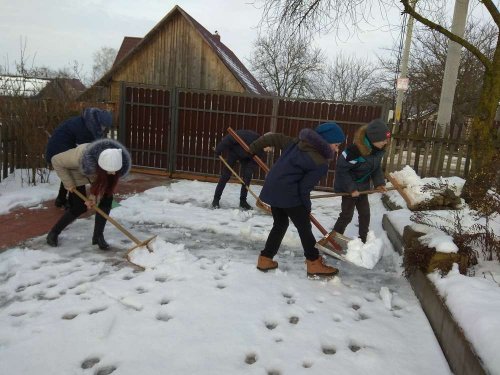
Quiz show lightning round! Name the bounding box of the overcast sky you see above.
[0,1,492,82]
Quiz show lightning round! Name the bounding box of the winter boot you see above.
[92,234,110,250]
[46,211,78,247]
[306,256,339,278]
[46,231,59,247]
[93,199,111,250]
[239,199,252,210]
[212,198,220,209]
[256,255,278,272]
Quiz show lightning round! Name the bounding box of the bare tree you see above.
[90,47,117,84]
[314,55,379,102]
[261,0,500,198]
[249,30,324,97]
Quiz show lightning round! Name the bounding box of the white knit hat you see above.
[98,148,123,172]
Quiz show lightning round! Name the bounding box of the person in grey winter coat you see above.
[329,119,390,244]
[46,108,113,208]
[46,139,131,250]
[256,122,345,278]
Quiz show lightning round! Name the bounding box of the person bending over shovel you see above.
[46,139,131,250]
[46,108,113,208]
[256,123,345,278]
[212,129,264,210]
[320,119,390,250]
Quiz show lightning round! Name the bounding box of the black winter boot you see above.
[92,197,112,250]
[212,198,220,209]
[46,211,77,247]
[46,231,59,247]
[239,199,252,210]
[92,234,110,250]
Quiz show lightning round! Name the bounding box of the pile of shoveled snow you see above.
[128,237,196,269]
[389,166,465,208]
[344,231,384,269]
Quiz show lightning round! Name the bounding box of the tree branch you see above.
[400,0,492,70]
[481,0,500,27]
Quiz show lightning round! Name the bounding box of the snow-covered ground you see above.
[0,176,455,374]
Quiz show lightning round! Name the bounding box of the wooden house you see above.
[81,5,266,102]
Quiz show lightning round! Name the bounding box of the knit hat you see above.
[315,122,345,144]
[366,119,390,142]
[98,148,123,172]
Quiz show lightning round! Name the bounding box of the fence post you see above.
[168,87,178,175]
[119,81,126,145]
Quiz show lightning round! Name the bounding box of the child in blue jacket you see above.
[329,119,390,244]
[256,123,345,278]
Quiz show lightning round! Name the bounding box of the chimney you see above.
[213,30,220,42]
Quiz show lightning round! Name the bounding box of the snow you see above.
[382,171,500,374]
[344,231,384,269]
[413,225,458,254]
[429,265,500,374]
[0,170,60,215]
[387,166,465,207]
[2,173,489,375]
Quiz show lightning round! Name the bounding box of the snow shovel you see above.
[72,189,156,268]
[311,186,397,199]
[385,172,416,210]
[218,154,272,214]
[226,127,345,258]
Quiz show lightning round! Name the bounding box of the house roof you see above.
[95,5,266,95]
[113,37,142,67]
[0,75,51,97]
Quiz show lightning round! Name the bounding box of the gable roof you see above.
[113,37,142,67]
[96,5,266,95]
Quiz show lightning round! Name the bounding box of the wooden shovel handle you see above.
[311,186,396,199]
[72,188,141,245]
[227,127,342,252]
[218,155,271,213]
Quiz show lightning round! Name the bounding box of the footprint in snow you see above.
[94,365,117,375]
[322,345,336,355]
[81,357,100,369]
[244,353,257,365]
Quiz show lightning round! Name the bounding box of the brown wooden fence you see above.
[0,98,116,182]
[383,120,473,178]
[120,84,385,189]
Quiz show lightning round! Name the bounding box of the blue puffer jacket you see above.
[260,128,334,211]
[45,108,113,163]
[215,130,262,159]
[333,125,386,193]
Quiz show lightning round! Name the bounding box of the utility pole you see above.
[430,0,469,176]
[394,0,417,124]
[435,0,470,132]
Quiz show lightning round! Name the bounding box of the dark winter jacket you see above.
[52,139,131,190]
[249,132,297,156]
[215,130,262,160]
[45,109,112,163]
[333,125,386,193]
[259,128,334,211]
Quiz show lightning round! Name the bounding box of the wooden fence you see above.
[383,120,473,178]
[0,98,116,182]
[120,84,385,189]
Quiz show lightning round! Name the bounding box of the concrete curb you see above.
[383,213,487,375]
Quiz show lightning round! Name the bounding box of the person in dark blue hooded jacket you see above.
[46,108,113,207]
[212,129,264,210]
[256,123,345,278]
